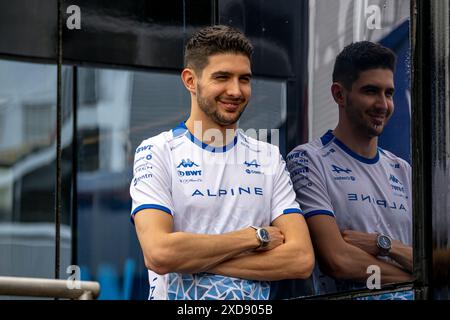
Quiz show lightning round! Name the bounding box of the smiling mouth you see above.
[218,100,242,111]
[369,114,386,126]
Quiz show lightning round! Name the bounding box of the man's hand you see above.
[341,230,379,256]
[205,214,315,281]
[342,229,413,273]
[255,226,284,252]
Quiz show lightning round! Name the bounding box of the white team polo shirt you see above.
[287,130,412,294]
[130,122,302,300]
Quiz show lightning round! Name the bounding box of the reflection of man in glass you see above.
[287,42,413,299]
[129,25,314,300]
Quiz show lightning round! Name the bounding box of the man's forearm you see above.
[207,243,314,281]
[389,241,413,273]
[330,244,413,285]
[144,228,261,275]
[341,230,413,275]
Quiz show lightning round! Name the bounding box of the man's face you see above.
[195,53,252,126]
[343,68,395,138]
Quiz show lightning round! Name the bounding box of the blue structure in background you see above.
[379,20,411,164]
[80,259,137,300]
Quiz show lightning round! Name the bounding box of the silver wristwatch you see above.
[250,226,271,249]
[376,234,392,256]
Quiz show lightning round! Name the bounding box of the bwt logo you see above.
[136,145,154,154]
[178,170,202,177]
[177,159,199,168]
[177,159,202,177]
[287,151,307,161]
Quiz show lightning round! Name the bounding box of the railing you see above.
[0,276,100,300]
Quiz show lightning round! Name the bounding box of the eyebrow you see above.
[211,71,253,78]
[360,84,395,92]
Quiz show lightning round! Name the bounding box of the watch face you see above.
[378,235,391,249]
[259,229,270,242]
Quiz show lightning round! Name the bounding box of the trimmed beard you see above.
[196,84,247,126]
[345,96,387,138]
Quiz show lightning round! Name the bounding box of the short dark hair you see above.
[184,25,253,74]
[332,41,397,89]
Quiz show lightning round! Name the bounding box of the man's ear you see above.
[331,82,346,106]
[181,68,197,95]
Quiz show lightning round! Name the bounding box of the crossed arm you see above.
[207,214,315,281]
[307,215,413,285]
[341,230,413,273]
[134,209,314,280]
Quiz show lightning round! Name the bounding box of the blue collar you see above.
[172,122,238,153]
[321,130,380,164]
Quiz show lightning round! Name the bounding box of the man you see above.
[287,41,413,299]
[130,25,314,300]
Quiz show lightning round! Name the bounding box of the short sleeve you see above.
[286,147,335,219]
[129,138,174,222]
[270,147,303,223]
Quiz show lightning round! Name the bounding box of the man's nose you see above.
[225,78,242,97]
[376,94,390,111]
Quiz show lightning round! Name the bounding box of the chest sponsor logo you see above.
[134,164,153,173]
[389,174,408,198]
[331,165,356,182]
[290,161,312,188]
[287,151,309,167]
[177,159,202,177]
[134,153,153,165]
[291,167,309,177]
[136,145,153,154]
[244,160,263,175]
[348,193,408,212]
[192,186,264,197]
[133,173,153,186]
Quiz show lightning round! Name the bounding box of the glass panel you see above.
[239,79,287,154]
[430,0,450,300]
[301,0,413,299]
[75,66,288,299]
[0,60,58,281]
[60,66,74,279]
[76,67,190,300]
